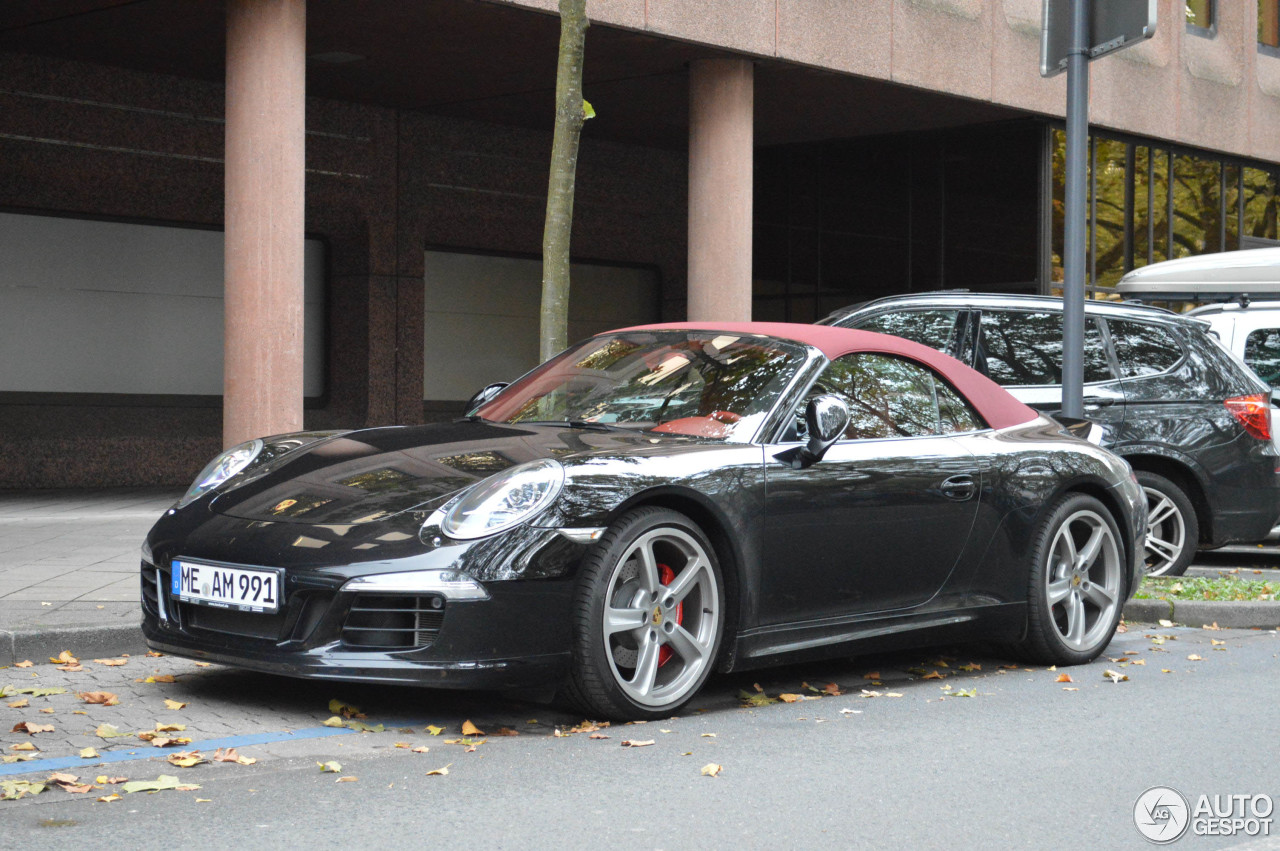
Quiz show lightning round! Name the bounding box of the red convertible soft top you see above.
[624,321,1039,431]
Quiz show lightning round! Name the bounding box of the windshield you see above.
[474,330,811,441]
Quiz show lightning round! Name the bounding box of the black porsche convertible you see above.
[142,322,1145,719]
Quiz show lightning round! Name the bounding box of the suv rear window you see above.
[978,310,1112,386]
[1108,319,1184,378]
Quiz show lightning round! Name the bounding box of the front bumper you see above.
[142,570,576,690]
[140,508,589,690]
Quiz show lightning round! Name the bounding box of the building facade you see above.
[1,0,1279,487]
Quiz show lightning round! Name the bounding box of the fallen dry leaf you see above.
[212,748,256,765]
[490,727,519,737]
[822,683,843,696]
[1158,619,1174,628]
[49,651,78,665]
[318,760,342,773]
[621,739,655,747]
[78,691,120,706]
[12,721,55,735]
[921,671,946,680]
[93,658,128,667]
[1187,654,1204,661]
[1062,687,1079,691]
[10,742,38,752]
[194,662,211,667]
[80,747,99,759]
[57,664,84,672]
[461,720,484,737]
[589,733,610,740]
[167,751,208,768]
[95,723,130,739]
[1103,669,1129,683]
[15,661,33,668]
[700,763,722,777]
[95,776,127,784]
[411,746,431,754]
[138,675,176,684]
[7,699,29,709]
[778,693,802,703]
[425,764,451,776]
[328,699,363,719]
[164,699,188,711]
[426,725,444,736]
[862,671,881,680]
[322,716,346,728]
[145,651,163,658]
[335,776,358,783]
[1056,673,1073,683]
[959,663,982,672]
[39,708,55,715]
[97,793,122,803]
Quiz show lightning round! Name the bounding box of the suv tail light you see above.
[1224,394,1272,441]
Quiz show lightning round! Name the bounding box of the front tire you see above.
[1014,493,1125,666]
[564,507,724,721]
[1137,470,1197,577]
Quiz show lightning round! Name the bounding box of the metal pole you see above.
[1061,0,1089,419]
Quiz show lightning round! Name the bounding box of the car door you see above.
[976,308,1126,432]
[759,353,983,625]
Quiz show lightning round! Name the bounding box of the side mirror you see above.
[465,382,508,415]
[774,395,850,469]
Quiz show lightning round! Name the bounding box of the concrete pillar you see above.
[687,58,754,322]
[223,0,306,448]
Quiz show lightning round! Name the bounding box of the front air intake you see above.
[341,594,445,650]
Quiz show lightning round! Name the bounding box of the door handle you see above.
[1083,395,1117,407]
[939,474,976,501]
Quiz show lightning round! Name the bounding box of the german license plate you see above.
[171,559,281,613]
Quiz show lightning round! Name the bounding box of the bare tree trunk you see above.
[539,0,589,363]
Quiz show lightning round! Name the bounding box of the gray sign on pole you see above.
[1041,0,1157,77]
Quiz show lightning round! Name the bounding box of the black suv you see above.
[820,293,1280,576]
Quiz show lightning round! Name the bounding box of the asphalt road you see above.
[4,622,1280,849]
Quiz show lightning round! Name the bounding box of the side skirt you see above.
[723,602,1027,672]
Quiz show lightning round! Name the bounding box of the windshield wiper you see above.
[520,419,627,432]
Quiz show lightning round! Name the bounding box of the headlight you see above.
[441,458,564,540]
[177,438,264,508]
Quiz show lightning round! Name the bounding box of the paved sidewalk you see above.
[0,488,180,663]
[2,487,1279,665]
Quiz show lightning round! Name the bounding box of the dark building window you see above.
[1050,128,1280,296]
[1262,0,1280,48]
[1186,0,1214,32]
[753,122,1041,322]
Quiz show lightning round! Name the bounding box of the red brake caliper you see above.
[657,563,684,667]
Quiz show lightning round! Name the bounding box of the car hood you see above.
[209,420,695,525]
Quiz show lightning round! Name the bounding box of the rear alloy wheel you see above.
[565,507,723,720]
[1016,493,1125,665]
[1137,470,1197,578]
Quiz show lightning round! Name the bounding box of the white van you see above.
[1116,247,1280,390]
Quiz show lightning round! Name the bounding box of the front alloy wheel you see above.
[565,507,723,720]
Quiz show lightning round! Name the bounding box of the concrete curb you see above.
[1123,599,1280,630]
[1,623,147,667]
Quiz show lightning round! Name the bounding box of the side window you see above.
[1244,328,1280,388]
[978,310,1112,386]
[808,353,983,440]
[936,379,986,434]
[1108,319,1184,378]
[849,310,968,361]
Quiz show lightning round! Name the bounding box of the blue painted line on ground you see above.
[0,724,359,778]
